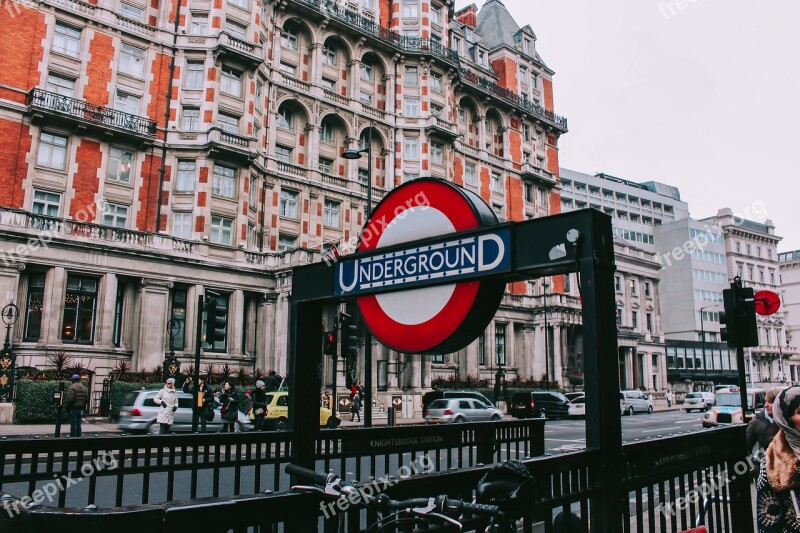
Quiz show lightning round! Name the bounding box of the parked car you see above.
[508,391,570,419]
[567,395,586,417]
[683,392,715,412]
[565,392,584,402]
[620,390,653,416]
[263,391,340,430]
[703,388,765,428]
[423,398,503,424]
[714,384,738,393]
[118,389,252,434]
[422,390,494,410]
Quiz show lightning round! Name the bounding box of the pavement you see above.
[0,401,686,438]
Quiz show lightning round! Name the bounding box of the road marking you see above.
[547,438,586,443]
[641,426,681,433]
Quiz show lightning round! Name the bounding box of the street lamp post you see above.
[343,125,373,426]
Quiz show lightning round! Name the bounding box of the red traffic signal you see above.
[323,330,337,355]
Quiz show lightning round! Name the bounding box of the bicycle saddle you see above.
[475,460,534,518]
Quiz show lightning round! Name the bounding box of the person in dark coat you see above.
[252,380,268,431]
[65,374,87,437]
[265,371,281,392]
[748,388,781,458]
[351,391,361,422]
[183,376,214,432]
[219,381,239,433]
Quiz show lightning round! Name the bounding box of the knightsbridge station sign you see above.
[334,179,507,354]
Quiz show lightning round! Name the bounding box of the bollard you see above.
[387,406,395,426]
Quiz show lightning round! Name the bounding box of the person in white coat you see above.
[153,378,179,434]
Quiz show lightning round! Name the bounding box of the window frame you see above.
[172,211,192,240]
[36,132,68,170]
[279,189,299,219]
[52,22,81,58]
[212,164,237,199]
[106,147,134,185]
[209,215,234,246]
[119,43,146,78]
[61,275,98,344]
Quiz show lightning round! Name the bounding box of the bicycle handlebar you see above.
[284,463,505,523]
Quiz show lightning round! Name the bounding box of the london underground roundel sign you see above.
[348,178,506,354]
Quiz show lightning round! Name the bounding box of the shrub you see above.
[109,381,162,420]
[15,379,80,424]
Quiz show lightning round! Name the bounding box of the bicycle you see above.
[285,460,533,532]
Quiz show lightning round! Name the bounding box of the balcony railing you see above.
[215,32,262,65]
[0,208,194,254]
[323,89,349,106]
[521,163,557,185]
[361,104,386,120]
[27,88,157,137]
[114,14,156,38]
[207,128,257,160]
[280,73,311,93]
[320,173,349,189]
[425,115,458,140]
[459,67,568,132]
[43,0,96,17]
[276,160,309,178]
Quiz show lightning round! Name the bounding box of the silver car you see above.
[423,398,504,424]
[684,392,715,412]
[620,390,654,415]
[118,389,252,434]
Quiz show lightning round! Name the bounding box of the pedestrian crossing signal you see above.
[323,330,337,355]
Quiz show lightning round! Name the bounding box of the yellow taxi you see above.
[264,391,340,430]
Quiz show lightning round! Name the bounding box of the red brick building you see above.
[0,0,570,409]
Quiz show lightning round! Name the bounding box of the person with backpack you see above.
[65,374,87,437]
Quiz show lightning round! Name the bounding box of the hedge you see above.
[109,381,163,420]
[14,379,84,424]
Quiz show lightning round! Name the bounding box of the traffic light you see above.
[205,298,227,345]
[345,324,359,358]
[323,330,337,355]
[719,288,737,347]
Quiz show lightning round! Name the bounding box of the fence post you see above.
[476,424,496,465]
[528,419,545,457]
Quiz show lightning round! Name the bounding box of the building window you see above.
[359,91,373,105]
[36,132,67,170]
[119,43,145,78]
[402,172,418,183]
[176,160,195,192]
[490,172,501,193]
[404,137,419,158]
[402,0,418,18]
[220,66,242,97]
[115,89,141,114]
[646,313,653,333]
[189,12,208,34]
[185,61,204,89]
[107,147,133,184]
[182,107,200,131]
[359,168,370,185]
[431,141,443,164]
[748,265,754,280]
[319,119,335,143]
[280,190,298,218]
[615,276,622,292]
[172,212,192,240]
[203,291,228,351]
[321,78,335,90]
[224,20,247,40]
[746,244,752,256]
[645,282,652,297]
[255,81,263,111]
[405,66,418,86]
[431,103,443,118]
[218,113,239,134]
[119,2,143,20]
[103,202,128,228]
[112,282,125,347]
[630,279,637,296]
[281,27,298,49]
[32,190,60,217]
[431,5,441,24]
[359,63,374,82]
[53,22,81,57]
[210,216,233,245]
[478,333,485,366]
[323,199,340,228]
[169,287,187,350]
[278,234,297,252]
[275,145,292,163]
[524,183,533,202]
[23,272,46,341]
[631,310,638,328]
[279,62,296,76]
[229,0,248,9]
[62,276,97,343]
[404,98,419,117]
[465,163,476,185]
[46,73,75,97]
[495,323,506,365]
[322,45,336,66]
[212,164,236,198]
[318,157,334,174]
[430,71,442,93]
[276,107,293,130]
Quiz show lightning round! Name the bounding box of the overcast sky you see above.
[454,0,800,251]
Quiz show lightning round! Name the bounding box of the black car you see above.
[509,391,570,419]
[422,390,494,410]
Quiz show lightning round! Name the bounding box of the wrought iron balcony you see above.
[458,68,568,132]
[289,0,459,68]
[27,88,157,140]
[215,32,262,67]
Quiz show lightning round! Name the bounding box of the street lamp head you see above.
[342,148,366,160]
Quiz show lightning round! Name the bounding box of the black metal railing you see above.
[27,89,157,137]
[0,427,751,532]
[0,419,543,509]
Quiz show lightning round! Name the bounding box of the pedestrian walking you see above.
[748,388,781,459]
[266,370,280,392]
[153,378,179,434]
[183,376,214,432]
[351,391,361,422]
[252,380,268,431]
[666,391,674,408]
[65,374,87,437]
[756,386,800,530]
[220,381,239,433]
